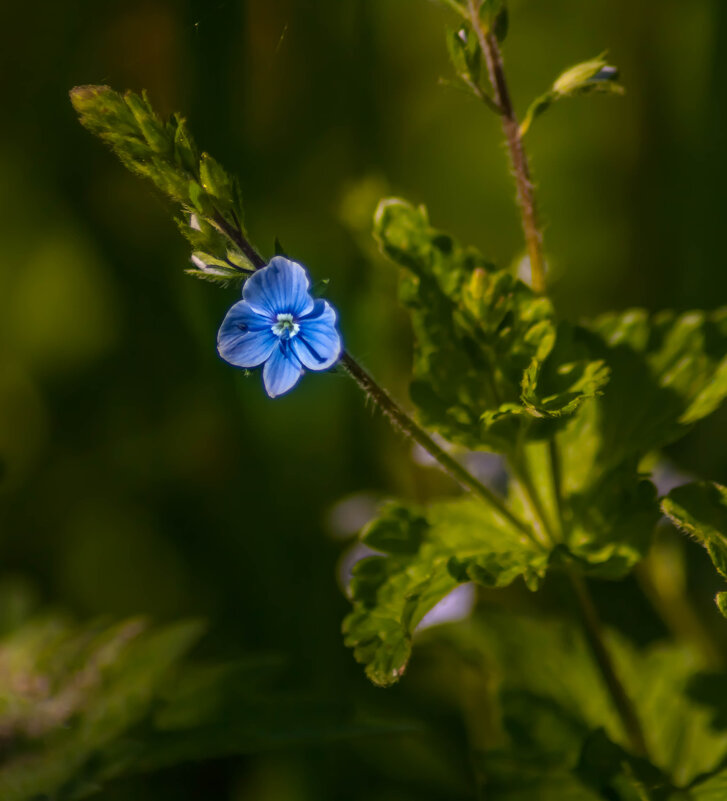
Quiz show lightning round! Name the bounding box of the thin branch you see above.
[466,0,546,293]
[339,353,535,540]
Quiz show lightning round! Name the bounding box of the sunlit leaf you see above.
[343,498,546,687]
[70,85,254,278]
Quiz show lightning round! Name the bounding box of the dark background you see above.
[2,0,727,798]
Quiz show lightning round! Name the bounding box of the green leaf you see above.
[456,610,727,790]
[374,199,604,451]
[575,729,677,801]
[662,482,727,615]
[479,0,508,43]
[343,498,545,687]
[185,251,247,287]
[485,321,611,430]
[538,307,727,581]
[559,472,659,579]
[70,85,253,282]
[520,55,624,136]
[692,768,727,801]
[591,309,727,445]
[446,25,481,85]
[0,613,416,800]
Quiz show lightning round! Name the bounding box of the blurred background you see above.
[2,0,727,798]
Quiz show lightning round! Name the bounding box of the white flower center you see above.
[272,313,300,339]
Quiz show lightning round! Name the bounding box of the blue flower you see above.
[217,256,343,398]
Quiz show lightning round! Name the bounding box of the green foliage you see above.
[453,611,727,797]
[342,499,545,687]
[359,198,727,689]
[691,767,727,800]
[478,0,509,42]
[373,198,608,451]
[520,55,624,136]
[66,8,727,801]
[70,85,252,283]
[446,25,482,89]
[575,729,676,800]
[662,482,727,616]
[568,309,727,474]
[542,306,727,580]
[0,613,416,800]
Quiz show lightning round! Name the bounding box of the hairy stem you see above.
[508,454,557,548]
[569,571,651,758]
[340,354,533,539]
[212,212,534,541]
[462,8,651,756]
[467,1,546,293]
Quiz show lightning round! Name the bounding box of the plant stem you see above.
[508,454,557,548]
[568,571,651,759]
[467,1,546,293]
[212,211,535,541]
[339,353,533,539]
[461,12,651,758]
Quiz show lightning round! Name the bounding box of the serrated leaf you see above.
[375,199,602,451]
[662,482,727,617]
[485,321,611,429]
[561,471,659,579]
[70,85,252,277]
[584,309,727,467]
[539,307,727,581]
[521,323,610,417]
[343,498,546,687]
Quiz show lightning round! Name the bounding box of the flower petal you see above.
[217,300,276,368]
[263,342,304,398]
[242,257,314,318]
[292,300,343,371]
